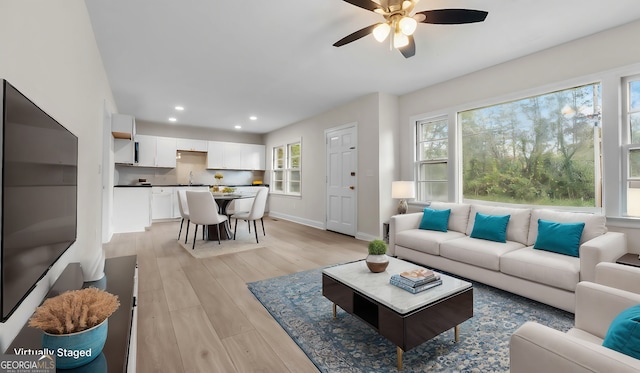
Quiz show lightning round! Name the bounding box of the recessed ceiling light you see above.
[169,117,177,122]
[175,106,184,111]
[235,125,242,129]
[249,116,257,121]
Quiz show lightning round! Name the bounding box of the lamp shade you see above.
[392,181,416,199]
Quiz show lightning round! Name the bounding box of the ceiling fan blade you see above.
[342,0,383,12]
[333,23,380,47]
[398,35,415,58]
[416,9,488,24]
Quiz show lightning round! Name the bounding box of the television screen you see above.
[1,80,78,321]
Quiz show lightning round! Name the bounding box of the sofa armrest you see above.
[574,281,640,339]
[510,322,640,373]
[388,213,422,256]
[579,232,627,282]
[596,262,640,294]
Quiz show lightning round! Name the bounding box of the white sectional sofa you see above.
[389,202,628,312]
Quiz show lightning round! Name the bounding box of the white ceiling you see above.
[85,0,640,134]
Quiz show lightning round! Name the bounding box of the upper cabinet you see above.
[135,135,177,168]
[113,114,136,164]
[207,141,265,170]
[176,138,208,152]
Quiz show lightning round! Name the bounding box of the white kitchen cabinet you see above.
[207,141,266,170]
[152,187,174,220]
[135,135,177,168]
[177,138,207,152]
[112,114,136,139]
[135,134,156,167]
[156,137,177,168]
[114,139,135,164]
[113,187,151,233]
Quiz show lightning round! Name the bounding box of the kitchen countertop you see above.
[115,184,268,187]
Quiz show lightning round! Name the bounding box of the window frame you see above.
[271,139,301,196]
[622,74,640,217]
[415,116,449,203]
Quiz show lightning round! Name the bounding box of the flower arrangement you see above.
[214,173,224,180]
[28,287,120,335]
[222,187,235,193]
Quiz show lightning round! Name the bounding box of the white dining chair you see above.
[231,188,268,243]
[186,191,228,248]
[176,190,191,244]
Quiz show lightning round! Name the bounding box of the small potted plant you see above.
[366,239,389,273]
[28,287,120,369]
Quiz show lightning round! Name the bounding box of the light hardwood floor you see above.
[103,216,368,373]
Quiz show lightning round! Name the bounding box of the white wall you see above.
[398,19,640,252]
[0,1,116,351]
[264,93,399,240]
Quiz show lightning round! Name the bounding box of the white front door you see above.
[326,125,357,236]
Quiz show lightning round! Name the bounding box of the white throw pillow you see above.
[429,202,471,233]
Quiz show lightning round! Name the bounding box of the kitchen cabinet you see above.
[113,187,151,233]
[135,135,177,168]
[113,114,136,164]
[207,141,266,170]
[177,138,207,152]
[152,187,173,220]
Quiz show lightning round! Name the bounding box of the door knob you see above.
[349,186,355,190]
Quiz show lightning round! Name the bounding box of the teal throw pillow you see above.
[603,304,640,359]
[470,212,510,243]
[419,208,451,232]
[534,219,585,257]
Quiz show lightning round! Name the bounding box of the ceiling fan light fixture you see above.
[401,1,413,10]
[373,22,391,42]
[393,31,409,48]
[399,16,417,35]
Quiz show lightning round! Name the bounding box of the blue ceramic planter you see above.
[42,319,108,369]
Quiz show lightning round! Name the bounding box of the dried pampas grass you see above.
[28,287,120,335]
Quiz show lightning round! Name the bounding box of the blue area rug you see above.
[247,267,573,373]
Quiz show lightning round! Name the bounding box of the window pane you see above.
[273,170,283,181]
[631,112,640,144]
[273,181,283,192]
[630,80,640,111]
[418,163,447,181]
[419,119,448,141]
[288,181,300,194]
[289,143,301,168]
[417,181,447,201]
[630,149,640,178]
[461,83,600,207]
[289,170,300,182]
[419,140,448,160]
[274,147,284,169]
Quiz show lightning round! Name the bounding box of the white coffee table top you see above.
[323,257,472,314]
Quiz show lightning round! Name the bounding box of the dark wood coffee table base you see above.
[322,274,473,370]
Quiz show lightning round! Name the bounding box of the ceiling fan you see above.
[333,0,488,58]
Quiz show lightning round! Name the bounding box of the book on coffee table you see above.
[399,268,440,286]
[390,276,443,294]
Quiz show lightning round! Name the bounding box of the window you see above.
[623,76,640,217]
[416,117,448,202]
[459,83,602,207]
[272,141,301,195]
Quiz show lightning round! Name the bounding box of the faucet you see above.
[189,171,193,186]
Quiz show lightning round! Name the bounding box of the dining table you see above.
[207,192,256,241]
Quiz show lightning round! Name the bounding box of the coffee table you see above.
[322,257,473,370]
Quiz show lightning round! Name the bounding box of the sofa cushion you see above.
[429,202,471,233]
[602,304,640,359]
[470,212,510,243]
[534,219,585,257]
[527,209,607,246]
[395,229,466,256]
[440,236,525,271]
[466,205,531,245]
[419,208,450,232]
[500,247,580,291]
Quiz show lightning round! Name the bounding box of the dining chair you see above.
[231,188,268,243]
[176,190,191,244]
[186,191,228,248]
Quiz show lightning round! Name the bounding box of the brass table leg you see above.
[397,346,403,371]
[332,303,337,318]
[454,325,460,342]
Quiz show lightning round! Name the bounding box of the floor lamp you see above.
[392,181,415,214]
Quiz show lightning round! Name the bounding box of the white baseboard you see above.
[267,212,325,230]
[355,232,378,242]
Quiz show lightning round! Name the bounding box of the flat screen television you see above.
[0,80,78,322]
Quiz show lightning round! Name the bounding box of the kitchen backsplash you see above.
[115,151,265,185]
